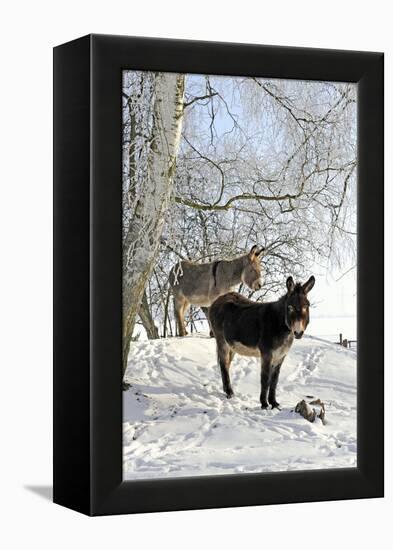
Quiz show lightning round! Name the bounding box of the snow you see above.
[123,334,357,480]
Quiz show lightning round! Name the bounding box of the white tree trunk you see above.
[123,72,185,374]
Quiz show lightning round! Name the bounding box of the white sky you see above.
[310,262,356,318]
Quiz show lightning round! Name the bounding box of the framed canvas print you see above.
[53,34,384,516]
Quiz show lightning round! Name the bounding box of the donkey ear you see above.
[302,275,315,294]
[255,246,265,258]
[286,276,295,294]
[248,245,259,259]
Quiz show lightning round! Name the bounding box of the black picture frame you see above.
[53,34,384,516]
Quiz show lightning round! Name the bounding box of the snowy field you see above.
[123,334,357,480]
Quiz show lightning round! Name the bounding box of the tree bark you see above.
[122,72,185,375]
[138,290,159,339]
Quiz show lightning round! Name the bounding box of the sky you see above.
[310,262,356,318]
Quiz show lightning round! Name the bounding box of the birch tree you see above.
[122,71,185,377]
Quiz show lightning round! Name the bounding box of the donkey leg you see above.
[268,359,284,409]
[201,307,214,337]
[174,296,188,337]
[218,343,235,398]
[260,353,273,409]
[173,296,182,336]
[180,300,190,336]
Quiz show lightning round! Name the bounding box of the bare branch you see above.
[183,92,218,108]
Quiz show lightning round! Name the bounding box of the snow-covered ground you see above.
[123,334,357,480]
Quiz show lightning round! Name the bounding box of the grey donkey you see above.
[169,245,265,337]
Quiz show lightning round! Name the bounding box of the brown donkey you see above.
[209,276,315,409]
[169,246,265,337]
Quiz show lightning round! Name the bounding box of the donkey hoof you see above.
[226,390,234,399]
[261,402,269,410]
[209,331,214,338]
[270,402,281,410]
[122,381,131,391]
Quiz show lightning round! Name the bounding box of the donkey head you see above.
[242,245,265,291]
[284,275,315,339]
